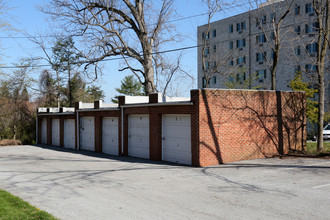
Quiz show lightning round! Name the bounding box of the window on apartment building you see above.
[229,24,234,33]
[306,42,318,55]
[295,65,301,73]
[270,31,275,40]
[204,61,210,70]
[256,15,267,26]
[256,52,266,63]
[294,46,301,56]
[236,39,246,48]
[229,41,234,49]
[271,50,274,60]
[270,13,276,22]
[204,47,209,56]
[202,77,209,88]
[237,56,246,65]
[295,5,300,15]
[257,70,266,82]
[229,59,234,66]
[212,61,217,68]
[295,25,301,35]
[236,73,246,84]
[213,45,217,52]
[212,76,217,84]
[305,22,319,34]
[305,64,318,72]
[202,61,210,70]
[256,34,267,43]
[305,3,315,14]
[212,29,217,37]
[202,32,210,40]
[229,75,235,83]
[236,21,246,32]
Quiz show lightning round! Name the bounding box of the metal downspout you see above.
[76,111,80,150]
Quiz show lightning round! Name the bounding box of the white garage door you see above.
[52,119,60,147]
[80,117,95,151]
[128,115,149,159]
[64,119,75,149]
[102,117,119,155]
[41,118,47,144]
[162,114,191,165]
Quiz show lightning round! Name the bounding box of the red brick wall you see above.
[196,89,306,166]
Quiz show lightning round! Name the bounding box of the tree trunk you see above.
[144,59,155,95]
[13,124,16,140]
[315,0,329,152]
[317,72,324,152]
[271,28,280,91]
[68,74,72,107]
[143,38,155,95]
[56,70,60,108]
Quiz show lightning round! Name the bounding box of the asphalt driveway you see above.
[0,145,329,220]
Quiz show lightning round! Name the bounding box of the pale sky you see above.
[0,0,255,102]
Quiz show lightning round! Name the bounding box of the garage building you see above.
[37,89,306,167]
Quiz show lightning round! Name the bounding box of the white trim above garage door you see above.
[128,115,149,159]
[52,119,60,147]
[64,119,75,149]
[41,118,47,145]
[162,114,191,165]
[102,117,119,156]
[80,117,95,151]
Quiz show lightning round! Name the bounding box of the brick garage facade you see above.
[37,113,76,148]
[37,89,306,167]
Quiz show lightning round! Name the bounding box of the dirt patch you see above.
[277,152,330,160]
[0,139,22,146]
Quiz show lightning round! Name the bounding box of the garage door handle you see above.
[162,137,165,140]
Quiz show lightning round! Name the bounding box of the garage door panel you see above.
[52,119,60,147]
[64,119,75,149]
[80,117,95,151]
[163,126,190,138]
[128,115,149,159]
[162,114,191,165]
[102,117,119,156]
[41,119,47,144]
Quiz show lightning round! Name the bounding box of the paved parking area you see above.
[0,145,329,220]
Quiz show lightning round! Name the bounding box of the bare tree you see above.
[154,52,193,97]
[200,0,222,88]
[29,36,63,108]
[200,0,254,89]
[41,0,176,95]
[313,0,330,152]
[255,0,295,90]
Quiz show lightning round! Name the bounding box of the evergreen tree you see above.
[52,37,81,107]
[288,72,318,124]
[112,75,144,103]
[86,85,105,101]
[38,70,57,107]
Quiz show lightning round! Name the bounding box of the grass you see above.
[0,189,57,220]
[306,142,330,155]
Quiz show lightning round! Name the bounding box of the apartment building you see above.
[197,0,329,111]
